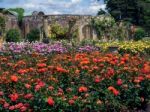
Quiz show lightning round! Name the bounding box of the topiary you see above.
[26,28,40,42]
[6,29,21,42]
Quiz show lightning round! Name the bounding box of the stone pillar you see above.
[39,28,43,42]
[25,20,30,38]
[93,29,98,40]
[78,25,84,41]
[43,19,48,38]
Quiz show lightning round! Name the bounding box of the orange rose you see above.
[78,86,88,93]
[108,86,120,96]
[11,75,18,82]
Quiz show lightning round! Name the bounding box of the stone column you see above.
[43,19,48,38]
[25,20,30,38]
[93,29,98,40]
[78,25,84,41]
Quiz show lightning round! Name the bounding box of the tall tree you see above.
[101,0,150,31]
[97,9,106,15]
[104,0,139,24]
[139,0,150,31]
[8,8,24,25]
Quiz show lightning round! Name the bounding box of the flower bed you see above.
[96,41,150,55]
[0,51,150,111]
[0,42,99,55]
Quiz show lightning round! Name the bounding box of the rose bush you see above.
[0,50,150,111]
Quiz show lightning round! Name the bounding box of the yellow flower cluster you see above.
[96,41,150,54]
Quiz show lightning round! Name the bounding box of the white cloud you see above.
[71,0,105,15]
[0,0,106,15]
[51,11,62,14]
[71,0,81,3]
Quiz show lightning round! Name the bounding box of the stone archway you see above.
[78,23,97,41]
[82,24,93,39]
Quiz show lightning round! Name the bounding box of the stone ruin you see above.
[0,10,98,41]
[0,9,135,42]
[0,8,19,40]
[22,11,98,41]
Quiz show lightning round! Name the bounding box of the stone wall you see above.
[0,11,19,41]
[5,14,19,31]
[23,12,98,41]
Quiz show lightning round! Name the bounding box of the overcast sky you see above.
[0,0,105,15]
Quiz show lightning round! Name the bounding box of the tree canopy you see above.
[97,9,106,15]
[98,0,150,31]
[8,8,24,23]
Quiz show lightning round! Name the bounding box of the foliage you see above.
[102,0,150,31]
[91,15,115,39]
[8,8,24,24]
[0,16,5,34]
[96,41,150,55]
[26,28,40,42]
[134,27,146,41]
[92,16,130,41]
[50,23,68,39]
[97,9,106,15]
[6,29,21,42]
[42,38,50,44]
[49,21,78,40]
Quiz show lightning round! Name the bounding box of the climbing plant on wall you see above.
[49,21,78,39]
[91,15,130,41]
[50,22,68,39]
[91,15,116,40]
[0,16,5,36]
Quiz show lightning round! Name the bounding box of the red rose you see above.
[48,86,54,91]
[47,97,54,106]
[69,99,75,105]
[73,96,78,100]
[9,93,19,102]
[113,90,120,96]
[35,85,41,91]
[94,76,101,83]
[9,106,15,111]
[25,84,31,89]
[24,93,33,99]
[117,79,123,86]
[66,88,72,92]
[15,103,23,109]
[3,103,10,109]
[0,91,4,96]
[20,106,27,112]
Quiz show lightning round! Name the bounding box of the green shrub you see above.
[50,23,68,39]
[42,38,50,44]
[134,27,146,41]
[26,28,40,42]
[6,29,21,42]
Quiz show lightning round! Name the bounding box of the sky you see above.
[0,0,105,15]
